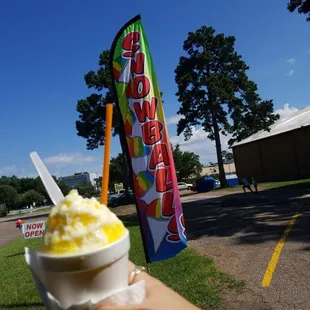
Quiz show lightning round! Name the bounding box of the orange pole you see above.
[101,103,113,205]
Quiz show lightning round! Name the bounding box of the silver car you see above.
[178,182,193,190]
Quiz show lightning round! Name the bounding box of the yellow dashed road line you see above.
[261,213,299,287]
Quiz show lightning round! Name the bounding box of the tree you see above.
[76,50,119,149]
[110,153,129,188]
[34,177,49,198]
[76,50,132,191]
[76,50,164,149]
[77,183,98,198]
[94,177,102,190]
[57,181,71,196]
[75,50,163,192]
[8,176,21,192]
[95,153,131,193]
[288,0,310,21]
[175,26,279,187]
[172,144,203,181]
[18,190,44,208]
[0,185,18,209]
[222,150,234,163]
[0,176,11,186]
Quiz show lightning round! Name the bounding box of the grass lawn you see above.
[212,178,310,194]
[260,178,310,190]
[32,206,53,213]
[0,225,243,310]
[6,207,52,218]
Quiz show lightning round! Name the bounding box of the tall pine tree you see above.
[75,50,131,191]
[76,50,120,150]
[288,0,310,21]
[175,26,279,187]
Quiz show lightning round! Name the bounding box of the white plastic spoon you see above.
[30,151,64,205]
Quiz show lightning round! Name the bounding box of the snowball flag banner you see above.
[110,15,187,263]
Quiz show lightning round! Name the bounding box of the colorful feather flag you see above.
[110,15,187,262]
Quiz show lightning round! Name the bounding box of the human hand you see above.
[96,261,200,310]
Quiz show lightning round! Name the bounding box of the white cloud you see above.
[166,114,183,125]
[287,58,296,64]
[286,69,294,76]
[0,165,36,178]
[170,127,231,164]
[169,104,300,164]
[0,165,19,176]
[44,152,97,165]
[0,152,101,178]
[275,103,299,120]
[42,152,102,177]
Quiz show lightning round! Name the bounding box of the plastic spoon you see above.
[30,152,64,205]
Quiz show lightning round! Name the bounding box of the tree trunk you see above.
[212,112,226,188]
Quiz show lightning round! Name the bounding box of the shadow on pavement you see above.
[183,184,310,248]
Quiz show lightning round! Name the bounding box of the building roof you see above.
[233,106,310,147]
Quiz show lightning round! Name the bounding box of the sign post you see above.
[114,183,124,192]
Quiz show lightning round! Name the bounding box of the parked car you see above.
[108,190,135,207]
[178,182,193,190]
[108,189,128,201]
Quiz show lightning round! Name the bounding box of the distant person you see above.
[252,176,258,192]
[242,177,253,193]
[16,219,22,230]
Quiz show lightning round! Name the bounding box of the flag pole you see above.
[101,103,113,206]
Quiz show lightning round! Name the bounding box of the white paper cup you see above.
[35,229,130,309]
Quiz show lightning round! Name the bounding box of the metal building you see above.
[232,106,310,182]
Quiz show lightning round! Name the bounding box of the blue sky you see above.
[0,0,309,177]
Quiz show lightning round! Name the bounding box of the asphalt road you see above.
[0,213,48,247]
[183,188,310,310]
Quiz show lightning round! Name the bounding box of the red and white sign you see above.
[23,221,45,239]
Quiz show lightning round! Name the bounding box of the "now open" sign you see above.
[23,221,46,239]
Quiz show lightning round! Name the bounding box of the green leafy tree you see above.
[0,176,11,186]
[19,178,38,193]
[109,153,129,188]
[77,184,98,198]
[0,176,22,193]
[172,144,203,181]
[175,26,279,187]
[57,181,71,196]
[0,185,18,209]
[94,177,102,190]
[34,177,49,198]
[288,0,310,21]
[8,176,21,192]
[76,51,120,150]
[75,50,131,191]
[18,190,44,208]
[221,150,234,163]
